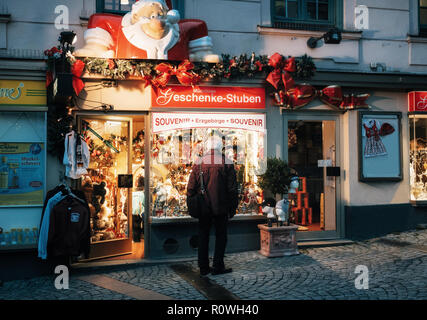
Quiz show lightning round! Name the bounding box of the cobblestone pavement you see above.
[0,229,426,300]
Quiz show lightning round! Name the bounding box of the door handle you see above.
[326,167,340,177]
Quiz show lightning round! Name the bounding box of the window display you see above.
[150,112,266,219]
[410,115,427,201]
[80,119,130,243]
[0,112,46,207]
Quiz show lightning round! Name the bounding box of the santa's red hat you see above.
[132,0,179,23]
[134,0,173,9]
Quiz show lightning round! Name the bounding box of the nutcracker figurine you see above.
[261,198,276,227]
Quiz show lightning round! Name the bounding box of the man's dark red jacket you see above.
[187,149,239,217]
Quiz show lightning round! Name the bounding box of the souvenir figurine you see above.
[289,176,300,194]
[81,176,93,203]
[276,198,290,226]
[262,198,276,227]
[244,183,260,214]
[92,181,107,213]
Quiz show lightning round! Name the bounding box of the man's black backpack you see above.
[187,162,208,218]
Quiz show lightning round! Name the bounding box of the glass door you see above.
[78,116,133,260]
[286,114,341,239]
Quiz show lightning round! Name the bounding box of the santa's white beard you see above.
[122,14,179,59]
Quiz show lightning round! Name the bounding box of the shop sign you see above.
[152,85,265,109]
[0,143,45,206]
[0,80,46,106]
[152,112,266,133]
[408,91,427,112]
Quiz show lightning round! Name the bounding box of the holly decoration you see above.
[79,52,316,84]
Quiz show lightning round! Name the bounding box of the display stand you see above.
[258,223,299,257]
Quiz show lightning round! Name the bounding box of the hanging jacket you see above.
[47,195,91,258]
[63,131,90,179]
[38,191,67,260]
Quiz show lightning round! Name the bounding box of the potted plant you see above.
[256,157,299,257]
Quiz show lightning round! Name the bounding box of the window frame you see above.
[271,0,343,31]
[420,0,427,37]
[96,0,185,17]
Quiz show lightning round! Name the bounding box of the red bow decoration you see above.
[152,60,201,88]
[274,84,370,110]
[71,59,85,96]
[319,85,370,109]
[44,46,61,57]
[267,52,369,110]
[143,74,153,88]
[266,53,296,91]
[254,60,263,72]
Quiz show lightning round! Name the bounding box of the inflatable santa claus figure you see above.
[74,0,219,62]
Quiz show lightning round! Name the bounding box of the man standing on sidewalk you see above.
[187,135,239,276]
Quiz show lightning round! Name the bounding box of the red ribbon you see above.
[266,53,296,91]
[71,59,85,96]
[143,75,153,88]
[274,83,370,110]
[152,60,201,88]
[267,52,369,110]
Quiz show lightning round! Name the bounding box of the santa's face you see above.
[132,3,169,40]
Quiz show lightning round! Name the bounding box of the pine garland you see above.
[80,53,316,82]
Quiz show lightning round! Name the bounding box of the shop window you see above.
[150,113,266,220]
[96,0,184,17]
[409,115,427,202]
[0,111,46,249]
[420,0,427,37]
[0,112,46,207]
[80,118,131,243]
[271,0,342,31]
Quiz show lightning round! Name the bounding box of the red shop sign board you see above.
[408,91,427,112]
[152,85,265,109]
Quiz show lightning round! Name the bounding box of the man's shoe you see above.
[200,267,212,276]
[211,267,232,275]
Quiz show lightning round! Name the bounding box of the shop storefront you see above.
[72,81,270,260]
[37,0,426,264]
[44,69,427,263]
[0,80,47,252]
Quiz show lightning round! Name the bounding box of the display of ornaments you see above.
[410,148,427,200]
[150,128,265,218]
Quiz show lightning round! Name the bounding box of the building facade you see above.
[1,0,427,279]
